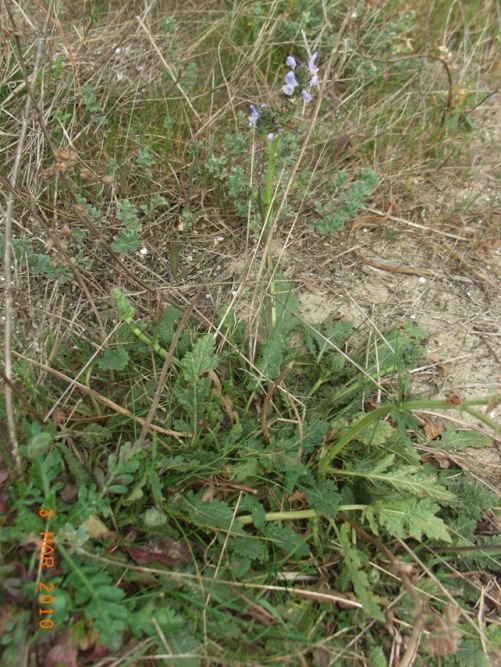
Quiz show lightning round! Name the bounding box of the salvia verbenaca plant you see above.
[248,50,320,218]
[248,51,319,327]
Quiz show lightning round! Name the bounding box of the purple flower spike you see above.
[282,52,320,102]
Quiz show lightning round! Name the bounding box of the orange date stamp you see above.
[38,508,56,630]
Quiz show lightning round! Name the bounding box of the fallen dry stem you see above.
[139,287,204,442]
[2,0,54,473]
[261,361,294,444]
[13,352,189,442]
[78,547,364,610]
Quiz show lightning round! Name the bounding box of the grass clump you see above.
[1,1,500,665]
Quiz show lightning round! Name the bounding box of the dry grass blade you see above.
[13,351,189,441]
[138,287,204,441]
[2,0,55,473]
[261,360,294,443]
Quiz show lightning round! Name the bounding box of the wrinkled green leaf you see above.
[98,348,129,371]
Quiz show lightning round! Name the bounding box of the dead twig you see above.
[13,352,189,442]
[2,0,54,474]
[139,287,204,442]
[261,362,294,443]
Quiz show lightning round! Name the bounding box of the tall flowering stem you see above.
[263,136,281,329]
[248,104,283,330]
[262,135,280,236]
[248,51,320,330]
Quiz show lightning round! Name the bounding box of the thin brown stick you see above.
[35,0,82,112]
[0,371,45,424]
[280,383,304,459]
[2,0,54,474]
[74,548,365,610]
[12,352,189,442]
[261,362,294,443]
[139,288,204,442]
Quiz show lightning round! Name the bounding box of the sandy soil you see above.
[292,90,501,486]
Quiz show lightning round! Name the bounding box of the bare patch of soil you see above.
[286,90,501,485]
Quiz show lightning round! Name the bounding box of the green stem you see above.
[266,252,277,331]
[236,505,366,526]
[262,136,280,234]
[124,317,170,360]
[84,366,102,417]
[319,395,500,473]
[261,137,280,332]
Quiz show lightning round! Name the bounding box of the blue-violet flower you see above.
[249,104,260,129]
[282,51,319,103]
